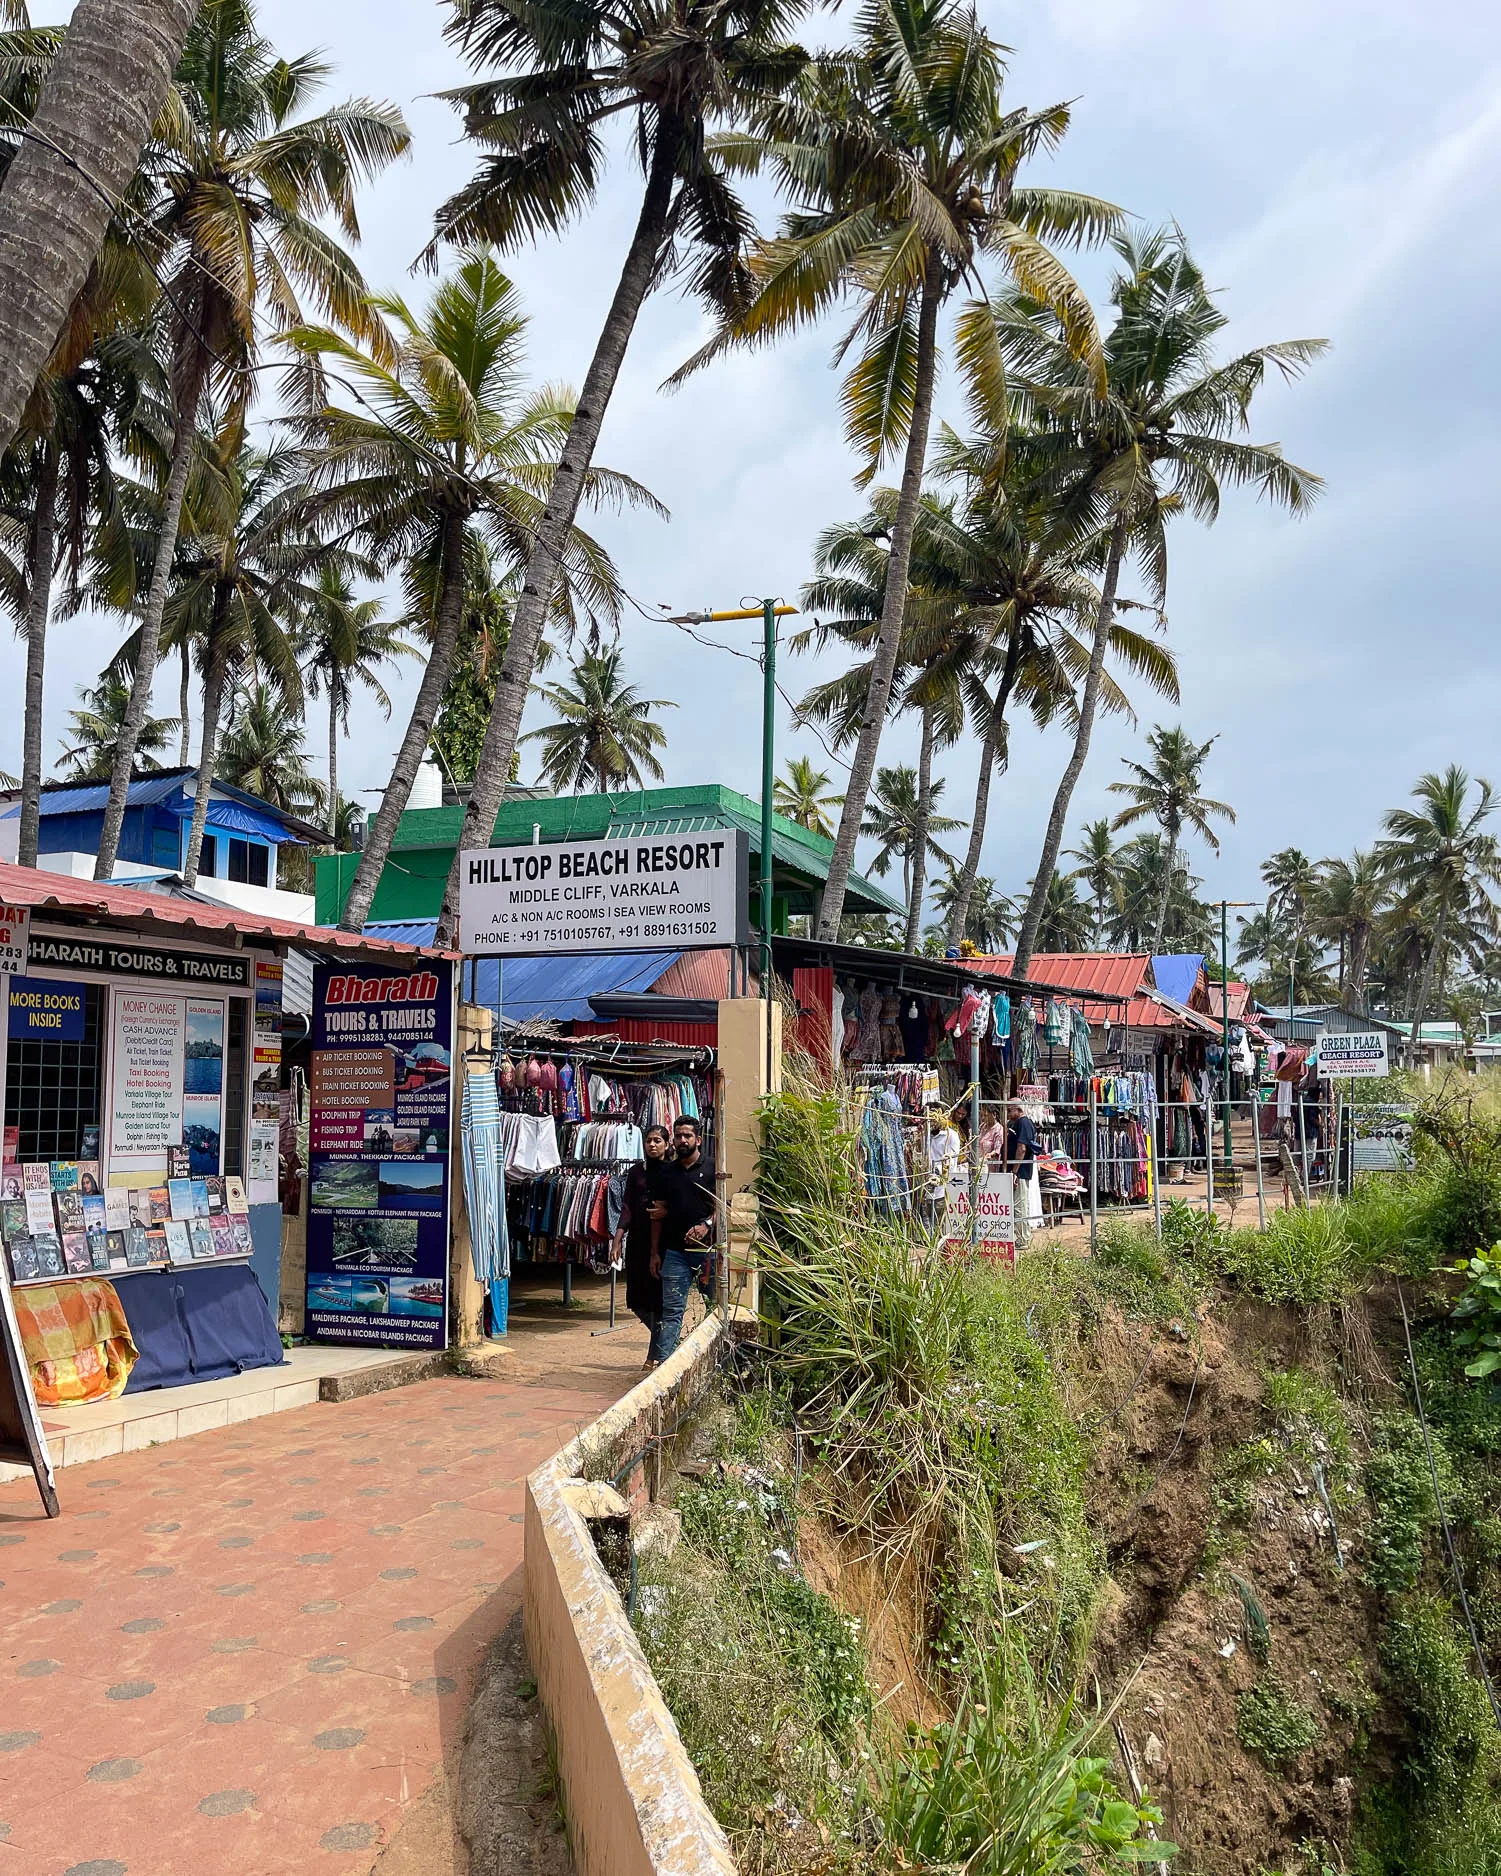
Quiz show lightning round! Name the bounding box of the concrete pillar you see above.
[448,1002,494,1351]
[716,996,781,1206]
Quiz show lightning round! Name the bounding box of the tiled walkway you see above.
[0,1278,651,1875]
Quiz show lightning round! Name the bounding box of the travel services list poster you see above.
[304,959,453,1348]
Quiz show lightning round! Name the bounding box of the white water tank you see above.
[408,758,444,811]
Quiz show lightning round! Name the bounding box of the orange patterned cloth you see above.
[13,1278,139,1405]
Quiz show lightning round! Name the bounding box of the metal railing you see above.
[968,1094,1341,1247]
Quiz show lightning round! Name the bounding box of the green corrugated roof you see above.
[314,783,902,924]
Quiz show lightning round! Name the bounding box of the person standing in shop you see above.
[615,1124,671,1370]
[1004,1099,1039,1249]
[924,1110,963,1227]
[652,1115,719,1360]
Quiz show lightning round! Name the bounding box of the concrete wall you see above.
[524,1316,737,1876]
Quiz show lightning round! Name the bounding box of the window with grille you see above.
[6,982,106,1162]
[222,997,247,1176]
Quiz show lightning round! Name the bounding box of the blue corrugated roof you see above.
[360,930,683,1023]
[3,772,188,818]
[1151,954,1205,1005]
[0,768,329,844]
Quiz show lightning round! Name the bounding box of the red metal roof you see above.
[1205,980,1251,1021]
[971,952,1152,1001]
[1124,988,1223,1036]
[0,860,453,959]
[649,949,737,1001]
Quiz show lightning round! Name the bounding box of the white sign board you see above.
[459,831,749,957]
[1318,1031,1390,1078]
[0,903,29,975]
[943,1166,1017,1260]
[109,992,186,1155]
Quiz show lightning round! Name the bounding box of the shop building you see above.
[0,861,453,1442]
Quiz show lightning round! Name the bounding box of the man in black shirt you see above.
[652,1116,718,1360]
[1005,1100,1039,1248]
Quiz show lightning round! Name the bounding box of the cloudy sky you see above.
[14,0,1501,930]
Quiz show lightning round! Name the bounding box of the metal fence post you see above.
[1088,1082,1098,1253]
[1252,1098,1267,1230]
[1149,1111,1163,1242]
[969,1024,981,1253]
[1297,1090,1312,1200]
[1205,1103,1215,1218]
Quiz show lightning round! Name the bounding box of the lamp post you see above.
[668,601,797,1089]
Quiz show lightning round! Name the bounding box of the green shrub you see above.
[1381,1595,1498,1802]
[1224,1204,1356,1304]
[1364,1413,1448,1595]
[883,1633,1175,1873]
[1429,1170,1501,1264]
[1236,1676,1322,1769]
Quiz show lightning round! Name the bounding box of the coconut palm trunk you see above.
[946,631,1027,951]
[340,509,471,931]
[178,642,192,767]
[817,261,944,942]
[181,634,229,887]
[0,0,199,457]
[17,439,58,867]
[1012,513,1129,977]
[903,702,935,952]
[96,386,201,878]
[327,680,341,836]
[1406,903,1448,1068]
[1345,920,1372,1015]
[427,120,685,946]
[1149,823,1179,957]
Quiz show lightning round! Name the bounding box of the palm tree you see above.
[1107,724,1234,956]
[55,678,177,782]
[217,681,323,816]
[1110,833,1212,954]
[998,229,1326,976]
[427,0,812,948]
[929,869,1014,953]
[522,649,673,795]
[1030,870,1094,953]
[287,253,661,933]
[298,566,413,827]
[773,756,841,837]
[159,431,311,885]
[1313,851,1387,1014]
[1066,819,1123,947]
[686,0,1118,940]
[1378,767,1501,1063]
[93,0,410,881]
[0,0,197,456]
[858,764,963,940]
[1261,847,1319,929]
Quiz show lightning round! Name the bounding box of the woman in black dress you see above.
[617,1125,670,1367]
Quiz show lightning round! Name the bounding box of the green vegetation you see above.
[1236,1677,1322,1769]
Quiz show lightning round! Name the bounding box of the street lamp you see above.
[666,600,798,1087]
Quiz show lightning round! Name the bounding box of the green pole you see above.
[1222,899,1233,1170]
[760,597,778,1087]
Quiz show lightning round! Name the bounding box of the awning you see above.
[171,798,309,845]
[469,950,683,1024]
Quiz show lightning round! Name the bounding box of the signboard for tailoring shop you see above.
[458,830,750,956]
[0,904,28,975]
[942,1166,1017,1264]
[1318,1031,1390,1078]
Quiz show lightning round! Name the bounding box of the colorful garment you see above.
[15,1278,137,1405]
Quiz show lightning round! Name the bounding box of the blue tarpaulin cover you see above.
[116,1264,284,1393]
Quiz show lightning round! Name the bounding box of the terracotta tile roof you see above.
[0,860,453,958]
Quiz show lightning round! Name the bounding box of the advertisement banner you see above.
[1349,1104,1415,1172]
[182,998,225,1175]
[458,830,749,957]
[305,960,453,1349]
[109,993,186,1155]
[1317,1031,1390,1078]
[0,904,29,975]
[942,1166,1017,1264]
[9,977,84,1041]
